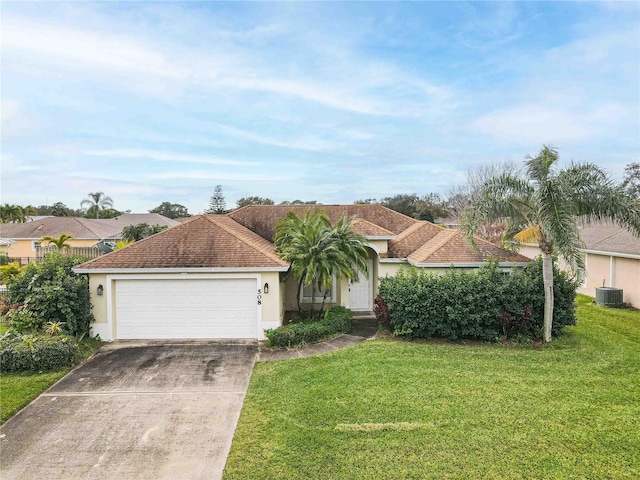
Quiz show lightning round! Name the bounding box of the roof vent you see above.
[595,287,623,307]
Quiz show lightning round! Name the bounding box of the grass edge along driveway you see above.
[224,295,640,479]
[0,338,101,424]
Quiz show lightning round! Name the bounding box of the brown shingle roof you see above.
[0,214,179,240]
[388,222,444,258]
[76,215,289,270]
[579,224,640,256]
[228,204,415,241]
[352,219,394,237]
[407,230,529,264]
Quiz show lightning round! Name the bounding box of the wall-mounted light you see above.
[263,283,269,294]
[97,284,104,296]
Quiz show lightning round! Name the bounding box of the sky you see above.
[1,1,639,215]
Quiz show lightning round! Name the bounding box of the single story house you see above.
[74,205,529,341]
[1,214,179,261]
[520,223,640,307]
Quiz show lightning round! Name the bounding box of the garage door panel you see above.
[115,278,258,339]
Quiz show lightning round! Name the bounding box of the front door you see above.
[349,260,373,311]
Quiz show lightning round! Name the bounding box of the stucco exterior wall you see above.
[368,239,388,254]
[614,257,640,307]
[8,239,98,258]
[579,254,640,307]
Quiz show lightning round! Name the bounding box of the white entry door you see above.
[349,260,373,311]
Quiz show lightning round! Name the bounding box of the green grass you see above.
[0,336,101,424]
[224,295,640,479]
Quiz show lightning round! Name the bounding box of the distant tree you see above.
[236,196,275,208]
[279,200,320,205]
[81,192,114,219]
[0,204,18,223]
[354,199,378,204]
[122,223,167,242]
[50,202,71,216]
[149,202,190,219]
[461,145,640,343]
[622,162,640,201]
[0,204,36,223]
[205,185,227,214]
[414,193,449,222]
[447,163,518,244]
[379,194,418,217]
[40,233,75,251]
[96,208,122,219]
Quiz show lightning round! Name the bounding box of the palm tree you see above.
[81,192,113,219]
[40,233,75,251]
[275,210,369,317]
[122,223,150,242]
[461,145,640,342]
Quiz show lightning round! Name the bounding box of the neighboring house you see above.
[74,205,529,341]
[0,238,15,256]
[0,214,179,261]
[519,223,640,307]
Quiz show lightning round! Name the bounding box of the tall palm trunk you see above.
[541,248,554,343]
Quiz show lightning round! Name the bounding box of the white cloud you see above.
[86,149,261,167]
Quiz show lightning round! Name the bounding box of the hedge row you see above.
[0,331,78,372]
[265,306,352,349]
[378,257,577,341]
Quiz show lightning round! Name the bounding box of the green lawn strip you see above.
[224,295,640,479]
[0,336,101,424]
[0,370,69,423]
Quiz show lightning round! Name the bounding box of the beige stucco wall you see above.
[519,245,541,260]
[8,239,98,258]
[368,239,388,255]
[579,254,640,307]
[88,273,108,324]
[614,257,640,307]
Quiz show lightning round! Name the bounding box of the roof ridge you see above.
[205,216,288,266]
[408,228,458,263]
[353,218,394,236]
[391,221,429,243]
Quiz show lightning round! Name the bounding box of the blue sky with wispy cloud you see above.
[2,1,638,213]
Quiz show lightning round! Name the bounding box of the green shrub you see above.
[7,253,93,336]
[0,331,78,372]
[379,258,577,342]
[266,306,352,348]
[7,306,45,333]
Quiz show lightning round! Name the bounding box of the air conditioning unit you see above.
[595,287,623,307]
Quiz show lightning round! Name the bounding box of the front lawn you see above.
[224,295,640,479]
[0,336,101,423]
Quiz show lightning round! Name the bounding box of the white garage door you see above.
[115,278,258,339]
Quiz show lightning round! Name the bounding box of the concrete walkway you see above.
[259,317,377,361]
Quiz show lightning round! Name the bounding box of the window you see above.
[32,241,41,251]
[301,277,335,303]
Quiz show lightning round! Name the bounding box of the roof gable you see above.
[76,215,288,270]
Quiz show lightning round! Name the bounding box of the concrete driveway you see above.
[0,341,257,480]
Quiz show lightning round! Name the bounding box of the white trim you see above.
[99,273,264,341]
[410,262,529,268]
[583,249,640,260]
[379,258,407,263]
[74,266,289,274]
[90,323,111,340]
[364,235,396,240]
